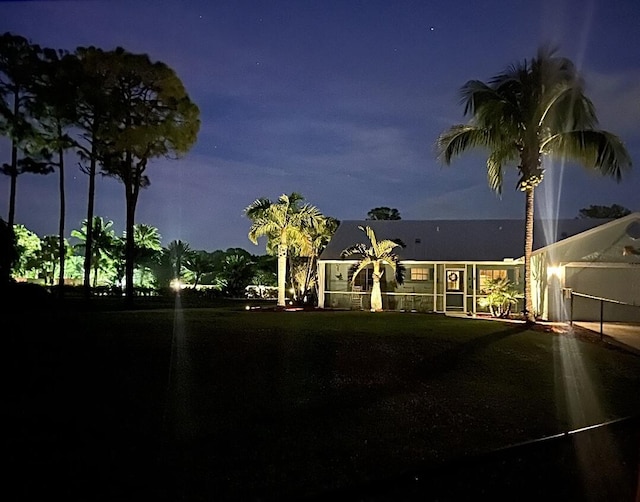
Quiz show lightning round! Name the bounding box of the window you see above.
[353,267,373,291]
[478,269,508,294]
[446,270,462,291]
[410,267,430,281]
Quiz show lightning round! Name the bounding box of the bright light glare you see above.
[170,279,185,291]
[547,266,562,278]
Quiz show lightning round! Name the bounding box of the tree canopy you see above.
[578,204,632,219]
[366,207,401,220]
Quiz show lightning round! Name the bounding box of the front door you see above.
[445,268,465,312]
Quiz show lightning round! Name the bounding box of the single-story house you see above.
[316,213,640,322]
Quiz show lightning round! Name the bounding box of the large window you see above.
[478,269,508,294]
[410,267,431,281]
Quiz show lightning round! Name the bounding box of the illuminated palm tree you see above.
[436,46,631,323]
[289,215,339,304]
[341,225,405,312]
[71,216,116,288]
[245,193,324,307]
[131,223,162,288]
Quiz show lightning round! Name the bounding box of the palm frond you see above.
[348,259,372,284]
[248,218,279,245]
[244,197,272,219]
[436,125,492,164]
[543,130,632,181]
[341,243,368,258]
[362,225,379,255]
[540,84,597,132]
[460,80,495,116]
[486,142,518,193]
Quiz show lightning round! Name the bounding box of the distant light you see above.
[170,279,185,291]
[245,305,251,310]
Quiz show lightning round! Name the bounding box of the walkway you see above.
[450,313,640,356]
[573,321,640,354]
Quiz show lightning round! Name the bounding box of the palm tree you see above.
[341,225,405,312]
[131,223,162,288]
[436,46,631,323]
[245,192,324,307]
[166,239,191,287]
[183,250,215,288]
[71,216,116,288]
[289,215,339,304]
[222,253,255,297]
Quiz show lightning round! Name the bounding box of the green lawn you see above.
[6,300,640,500]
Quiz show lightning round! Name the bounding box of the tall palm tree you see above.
[341,225,405,312]
[245,192,324,307]
[436,46,631,323]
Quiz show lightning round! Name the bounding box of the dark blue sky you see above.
[1,0,638,251]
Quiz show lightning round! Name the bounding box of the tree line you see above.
[0,32,200,305]
[7,215,277,299]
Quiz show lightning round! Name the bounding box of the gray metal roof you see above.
[318,219,611,262]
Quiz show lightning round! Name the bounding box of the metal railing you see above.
[567,289,640,338]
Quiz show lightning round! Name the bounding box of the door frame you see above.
[444,267,466,312]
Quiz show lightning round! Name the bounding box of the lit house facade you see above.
[317,215,640,322]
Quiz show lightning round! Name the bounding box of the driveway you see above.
[573,321,640,354]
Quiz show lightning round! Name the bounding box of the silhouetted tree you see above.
[32,48,79,297]
[367,207,401,220]
[99,48,200,306]
[578,204,631,219]
[73,46,121,300]
[0,32,52,229]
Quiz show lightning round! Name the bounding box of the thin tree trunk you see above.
[523,188,536,323]
[83,153,97,301]
[124,152,138,308]
[7,90,19,229]
[57,123,66,299]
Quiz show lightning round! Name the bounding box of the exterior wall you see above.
[530,214,640,321]
[319,260,524,315]
[565,265,640,322]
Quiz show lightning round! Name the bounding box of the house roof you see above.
[531,212,640,263]
[318,219,612,262]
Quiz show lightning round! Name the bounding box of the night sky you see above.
[1,0,638,252]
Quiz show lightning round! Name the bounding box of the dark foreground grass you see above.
[5,301,640,501]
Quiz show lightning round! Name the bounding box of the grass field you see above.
[6,297,640,501]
